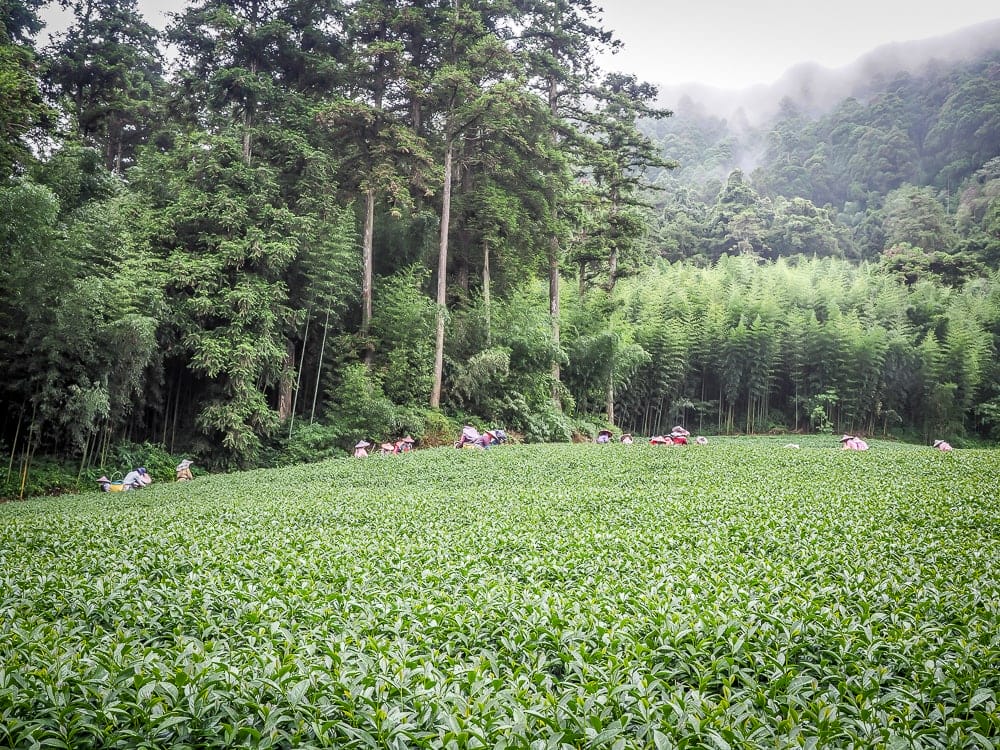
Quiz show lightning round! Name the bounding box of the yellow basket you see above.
[100,471,126,492]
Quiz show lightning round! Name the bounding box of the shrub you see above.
[420,409,460,447]
[108,441,180,484]
[269,423,346,467]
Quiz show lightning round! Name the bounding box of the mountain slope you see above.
[657,18,1000,125]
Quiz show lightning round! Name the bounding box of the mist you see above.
[656,18,1000,126]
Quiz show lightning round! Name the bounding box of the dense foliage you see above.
[1,3,999,486]
[644,53,1000,265]
[2,441,998,746]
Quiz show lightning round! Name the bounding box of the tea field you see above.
[1,438,998,748]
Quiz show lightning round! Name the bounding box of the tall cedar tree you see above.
[513,0,616,404]
[1,0,49,178]
[428,2,522,408]
[319,0,435,366]
[583,72,674,293]
[44,0,165,173]
[160,0,350,461]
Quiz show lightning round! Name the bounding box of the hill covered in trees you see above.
[1,2,998,493]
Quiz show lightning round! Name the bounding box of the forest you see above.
[1,0,999,493]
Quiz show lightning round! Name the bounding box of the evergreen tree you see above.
[133,132,298,464]
[583,72,673,292]
[44,0,164,173]
[514,0,615,402]
[0,0,49,178]
[319,0,435,365]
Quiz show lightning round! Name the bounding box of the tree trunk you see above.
[606,377,615,426]
[242,59,257,165]
[161,369,170,448]
[278,339,295,421]
[242,110,253,165]
[607,241,619,293]
[794,380,799,431]
[362,187,375,367]
[430,140,453,409]
[549,238,561,405]
[483,240,491,347]
[548,73,562,407]
[718,385,723,433]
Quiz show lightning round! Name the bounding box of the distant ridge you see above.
[657,18,1000,125]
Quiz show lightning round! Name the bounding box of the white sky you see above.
[596,0,1000,88]
[40,1,1000,90]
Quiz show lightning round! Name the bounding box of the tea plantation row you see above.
[1,439,997,748]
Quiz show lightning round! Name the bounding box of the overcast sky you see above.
[40,1,999,90]
[596,0,1000,88]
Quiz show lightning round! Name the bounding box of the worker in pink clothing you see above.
[933,439,953,451]
[839,434,869,451]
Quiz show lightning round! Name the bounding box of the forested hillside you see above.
[646,48,1000,263]
[1,2,999,492]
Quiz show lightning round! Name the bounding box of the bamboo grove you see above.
[1,1,999,479]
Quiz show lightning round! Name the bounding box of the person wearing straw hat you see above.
[353,440,371,458]
[620,433,633,444]
[395,435,415,453]
[596,429,612,444]
[932,439,953,452]
[839,434,869,451]
[176,459,194,481]
[379,442,396,455]
[669,426,690,445]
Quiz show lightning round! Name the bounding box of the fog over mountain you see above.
[657,18,1000,127]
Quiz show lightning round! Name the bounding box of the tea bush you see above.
[1,438,997,747]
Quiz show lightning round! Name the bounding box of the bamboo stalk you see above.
[6,406,23,483]
[311,309,330,424]
[289,310,310,438]
[170,376,181,454]
[99,419,111,469]
[19,405,36,500]
[76,430,91,489]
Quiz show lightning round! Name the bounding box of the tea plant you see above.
[1,439,997,748]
